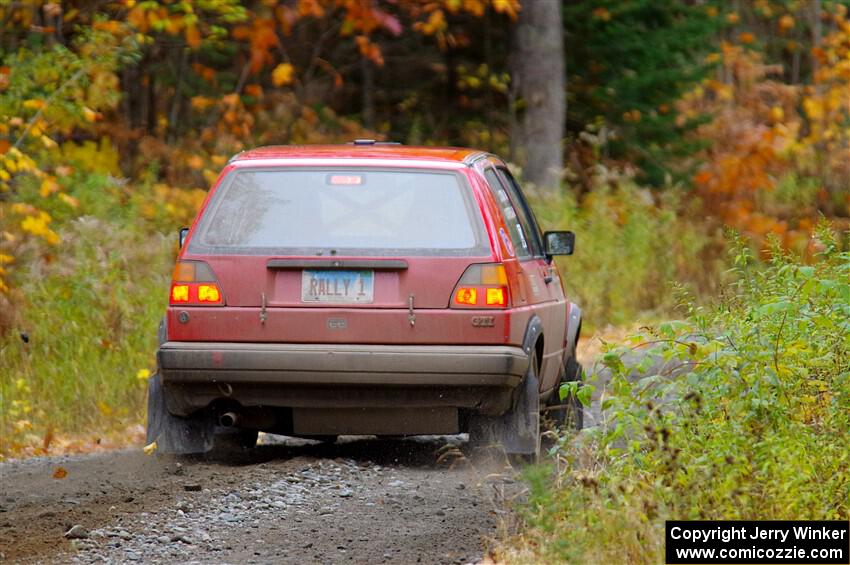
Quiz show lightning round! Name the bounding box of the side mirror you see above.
[178,227,189,248]
[543,230,575,257]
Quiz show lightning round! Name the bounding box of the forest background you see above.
[0,1,848,559]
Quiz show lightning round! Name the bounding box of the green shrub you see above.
[503,223,849,564]
[530,180,724,330]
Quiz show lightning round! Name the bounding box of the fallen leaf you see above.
[143,441,157,455]
[53,466,68,479]
[43,425,55,452]
[96,401,113,417]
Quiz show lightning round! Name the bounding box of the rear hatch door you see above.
[176,165,498,343]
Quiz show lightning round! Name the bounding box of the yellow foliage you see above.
[202,168,219,185]
[187,155,204,170]
[150,184,208,226]
[82,107,98,122]
[681,8,850,247]
[20,212,60,245]
[491,0,520,19]
[802,97,824,121]
[272,63,295,86]
[59,193,79,208]
[22,99,45,110]
[40,177,59,197]
[10,202,36,215]
[60,139,121,175]
[185,25,201,48]
[190,96,216,110]
[778,15,795,33]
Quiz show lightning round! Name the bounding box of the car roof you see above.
[232,144,487,164]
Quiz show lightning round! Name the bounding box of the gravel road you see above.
[0,435,522,564]
[0,340,652,564]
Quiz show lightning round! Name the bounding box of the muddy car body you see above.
[148,142,582,458]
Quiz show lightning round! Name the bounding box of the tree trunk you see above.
[810,0,822,81]
[361,57,375,131]
[512,0,565,193]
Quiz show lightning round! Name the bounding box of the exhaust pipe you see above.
[219,411,240,428]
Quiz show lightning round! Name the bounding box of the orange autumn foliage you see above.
[681,42,799,237]
[680,7,850,251]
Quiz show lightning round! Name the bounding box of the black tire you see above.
[545,354,584,432]
[469,350,541,466]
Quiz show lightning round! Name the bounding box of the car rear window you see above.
[189,168,489,256]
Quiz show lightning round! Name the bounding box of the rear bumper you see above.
[157,342,528,417]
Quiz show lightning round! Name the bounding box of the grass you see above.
[0,215,174,458]
[499,224,850,563]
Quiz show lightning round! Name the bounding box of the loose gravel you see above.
[1,435,520,564]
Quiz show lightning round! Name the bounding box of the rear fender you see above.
[521,315,544,358]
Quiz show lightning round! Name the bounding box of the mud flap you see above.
[498,371,540,455]
[146,373,214,455]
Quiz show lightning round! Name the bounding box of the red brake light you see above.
[451,264,510,309]
[486,287,506,306]
[169,261,224,306]
[171,284,190,303]
[197,284,222,303]
[455,288,478,306]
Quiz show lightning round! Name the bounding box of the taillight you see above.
[455,288,478,306]
[451,263,510,309]
[169,261,224,306]
[486,287,506,306]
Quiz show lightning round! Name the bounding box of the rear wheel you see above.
[469,350,541,466]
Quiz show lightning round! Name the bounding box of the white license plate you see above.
[301,270,374,303]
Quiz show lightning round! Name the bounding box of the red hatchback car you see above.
[146,141,583,460]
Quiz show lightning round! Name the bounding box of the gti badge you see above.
[471,316,495,327]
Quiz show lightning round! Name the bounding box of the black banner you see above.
[666,521,849,564]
